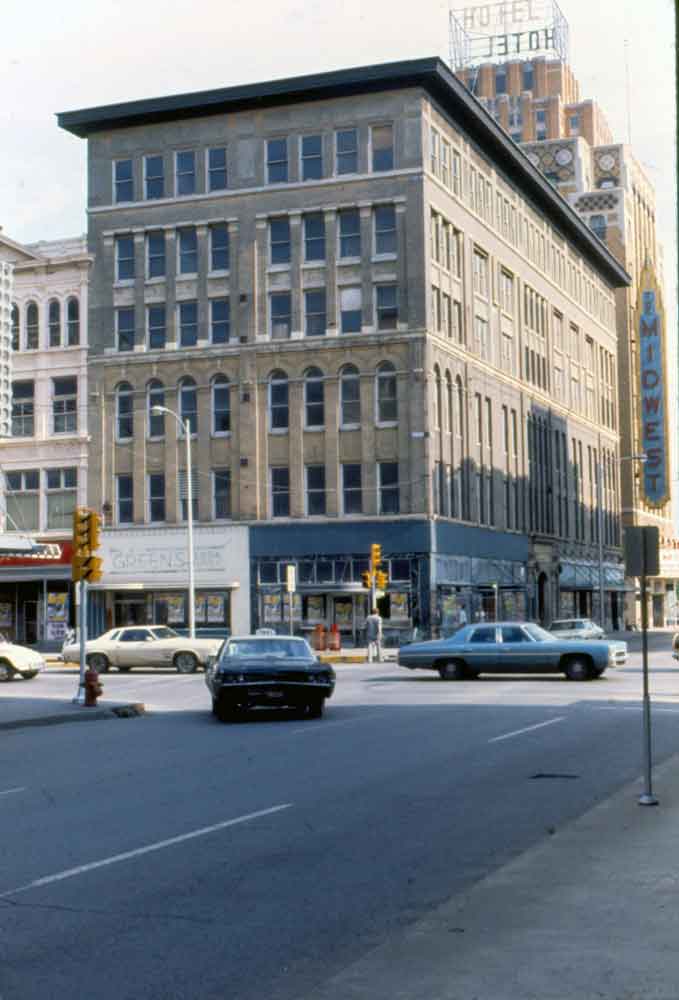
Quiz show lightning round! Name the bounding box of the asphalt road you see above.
[2,633,678,1000]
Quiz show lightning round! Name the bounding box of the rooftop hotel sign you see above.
[450,0,569,66]
[637,262,670,509]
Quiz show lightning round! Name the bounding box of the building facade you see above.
[456,53,675,624]
[0,232,90,646]
[59,58,629,642]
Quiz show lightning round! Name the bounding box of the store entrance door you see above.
[24,600,39,645]
[332,594,367,647]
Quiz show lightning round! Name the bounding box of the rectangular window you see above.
[144,155,164,199]
[208,147,227,191]
[305,289,326,337]
[304,212,325,261]
[374,204,396,255]
[371,124,393,171]
[500,269,514,313]
[178,228,198,274]
[213,470,231,519]
[179,301,198,347]
[147,232,165,278]
[212,380,230,434]
[452,150,461,195]
[211,298,230,344]
[376,285,398,330]
[340,287,362,334]
[379,462,399,514]
[306,465,326,515]
[270,292,292,340]
[148,473,166,523]
[441,141,450,187]
[52,376,77,434]
[301,134,323,180]
[339,208,361,258]
[210,224,229,271]
[452,300,462,343]
[336,128,358,174]
[175,150,196,196]
[117,308,135,352]
[270,377,288,430]
[115,235,135,281]
[271,467,290,517]
[11,381,34,437]
[270,217,291,265]
[522,63,534,90]
[117,475,134,524]
[473,249,488,297]
[430,128,439,175]
[267,138,288,183]
[114,159,133,203]
[342,463,362,514]
[432,286,441,331]
[148,305,166,350]
[46,467,77,530]
[5,470,40,532]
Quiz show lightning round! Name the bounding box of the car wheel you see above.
[21,671,39,680]
[307,698,324,719]
[174,651,198,674]
[438,659,467,680]
[0,660,15,682]
[564,656,593,681]
[88,654,110,674]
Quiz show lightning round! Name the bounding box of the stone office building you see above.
[58,57,629,642]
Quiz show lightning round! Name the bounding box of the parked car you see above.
[205,635,335,722]
[672,632,679,661]
[549,618,605,640]
[398,622,625,680]
[0,638,46,681]
[61,625,223,673]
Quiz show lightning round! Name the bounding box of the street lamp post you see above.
[150,405,195,639]
[597,451,647,631]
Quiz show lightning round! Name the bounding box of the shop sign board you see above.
[0,541,73,567]
[637,264,670,509]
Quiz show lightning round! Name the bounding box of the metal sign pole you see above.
[74,578,87,704]
[639,537,658,806]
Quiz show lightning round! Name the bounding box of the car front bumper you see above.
[214,679,334,707]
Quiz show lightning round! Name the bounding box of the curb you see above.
[0,703,146,732]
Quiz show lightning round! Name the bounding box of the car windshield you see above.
[523,623,557,642]
[551,621,573,630]
[150,627,179,640]
[224,639,312,659]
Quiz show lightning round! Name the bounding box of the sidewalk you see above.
[0,685,145,731]
[299,754,679,1000]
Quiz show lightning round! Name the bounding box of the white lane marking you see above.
[0,803,292,900]
[489,716,566,743]
[0,787,25,797]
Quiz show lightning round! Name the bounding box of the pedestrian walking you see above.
[365,607,383,663]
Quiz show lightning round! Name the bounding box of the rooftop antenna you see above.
[624,38,633,145]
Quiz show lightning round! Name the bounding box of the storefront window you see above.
[259,562,278,584]
[352,558,370,581]
[317,561,334,583]
[390,558,411,581]
[298,561,314,584]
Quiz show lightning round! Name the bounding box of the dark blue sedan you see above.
[398,622,625,680]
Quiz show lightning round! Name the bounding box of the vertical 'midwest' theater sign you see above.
[637,263,669,508]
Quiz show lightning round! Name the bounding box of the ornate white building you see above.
[0,231,91,645]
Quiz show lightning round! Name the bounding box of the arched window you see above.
[212,375,230,434]
[179,377,198,435]
[433,365,442,429]
[147,380,165,438]
[340,364,360,427]
[11,304,19,352]
[304,367,324,428]
[376,362,397,424]
[116,382,134,440]
[26,302,39,350]
[456,376,464,435]
[446,371,453,436]
[67,297,80,346]
[48,300,61,348]
[269,370,289,431]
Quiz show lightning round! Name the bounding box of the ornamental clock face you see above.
[599,153,616,171]
[555,148,573,166]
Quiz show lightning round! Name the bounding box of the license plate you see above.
[264,690,284,699]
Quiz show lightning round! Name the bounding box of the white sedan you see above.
[62,625,224,674]
[0,639,46,681]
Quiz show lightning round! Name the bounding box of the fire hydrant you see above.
[84,668,103,707]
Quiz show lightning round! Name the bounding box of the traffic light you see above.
[361,571,373,590]
[370,543,382,571]
[88,511,101,552]
[73,508,90,555]
[82,555,103,583]
[375,570,388,591]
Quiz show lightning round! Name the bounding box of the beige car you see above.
[62,625,224,674]
[0,638,46,681]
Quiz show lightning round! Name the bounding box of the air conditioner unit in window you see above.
[241,391,250,403]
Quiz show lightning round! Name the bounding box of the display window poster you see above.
[47,620,68,641]
[194,594,207,623]
[263,592,282,623]
[206,595,224,624]
[47,592,68,622]
[334,599,353,627]
[390,593,409,621]
[0,602,13,628]
[306,595,325,622]
[166,595,185,623]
